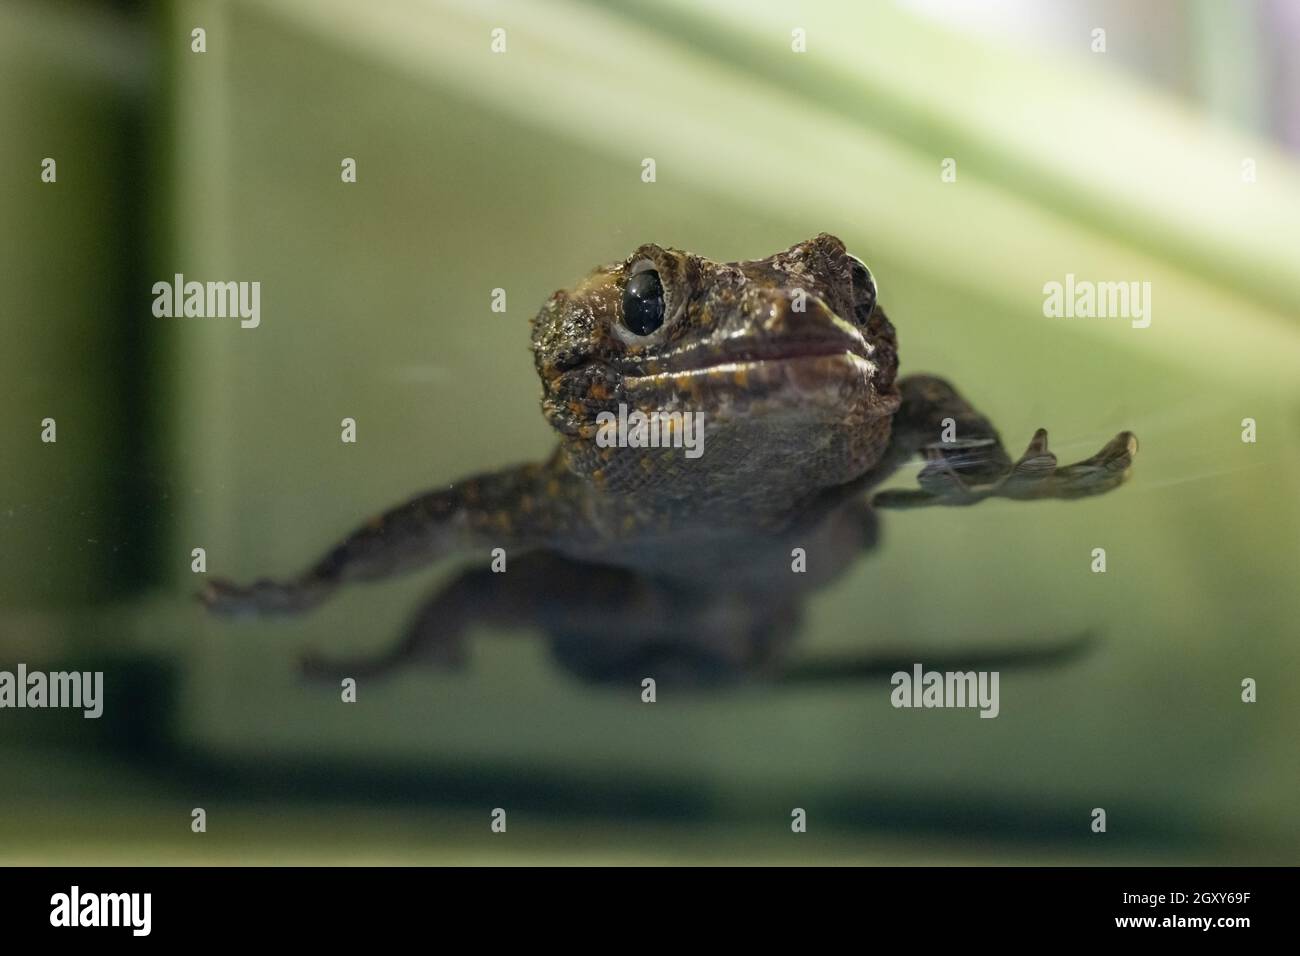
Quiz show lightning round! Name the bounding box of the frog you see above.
[202,233,1137,685]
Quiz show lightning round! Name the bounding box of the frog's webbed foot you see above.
[873,428,1137,509]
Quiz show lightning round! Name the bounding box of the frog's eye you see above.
[847,254,878,321]
[622,262,666,336]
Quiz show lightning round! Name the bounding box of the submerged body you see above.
[204,234,1136,683]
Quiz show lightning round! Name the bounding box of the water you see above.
[2,0,1297,864]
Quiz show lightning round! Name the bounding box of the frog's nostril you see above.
[762,292,812,333]
[760,291,843,338]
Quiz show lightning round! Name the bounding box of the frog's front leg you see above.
[202,457,582,616]
[870,374,1137,509]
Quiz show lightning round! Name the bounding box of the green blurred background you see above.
[1,0,1298,863]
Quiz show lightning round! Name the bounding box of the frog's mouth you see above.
[621,309,879,408]
[622,351,875,410]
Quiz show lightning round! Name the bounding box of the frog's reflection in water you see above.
[298,508,1095,689]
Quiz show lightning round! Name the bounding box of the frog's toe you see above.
[916,456,979,501]
[1011,428,1058,479]
[877,448,995,508]
[997,428,1058,495]
[1051,431,1138,496]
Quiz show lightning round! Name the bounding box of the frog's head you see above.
[531,234,902,512]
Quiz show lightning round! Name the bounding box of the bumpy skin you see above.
[204,234,1137,685]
